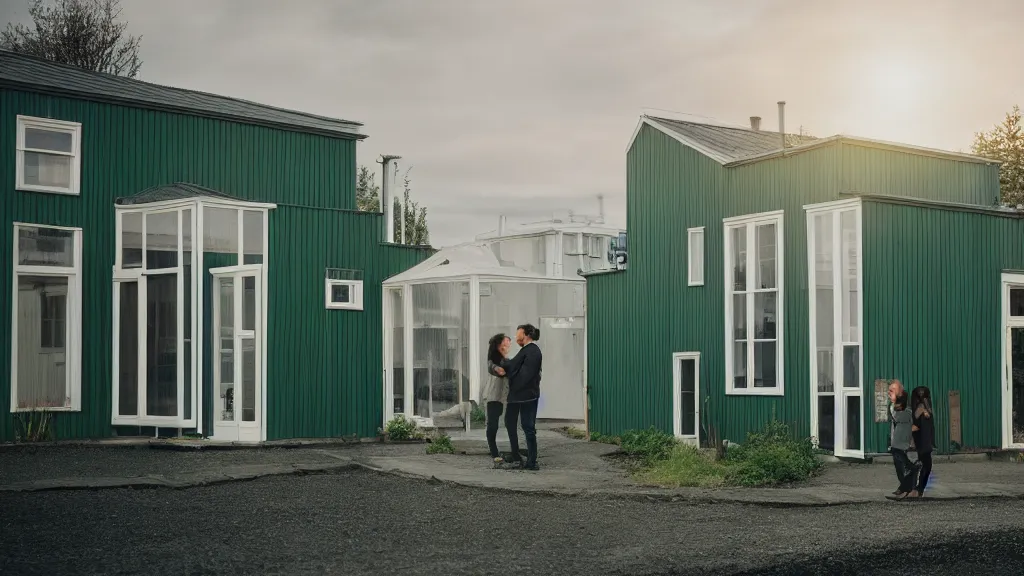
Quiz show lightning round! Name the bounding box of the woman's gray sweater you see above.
[890,408,914,451]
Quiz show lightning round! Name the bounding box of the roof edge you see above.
[627,116,732,164]
[727,135,1000,167]
[842,191,1020,218]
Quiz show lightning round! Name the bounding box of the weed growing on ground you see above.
[625,420,822,488]
[426,433,455,455]
[381,415,421,441]
[563,427,589,440]
[13,409,54,443]
[471,405,487,425]
[590,432,622,445]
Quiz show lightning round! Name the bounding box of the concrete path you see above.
[3,435,1023,507]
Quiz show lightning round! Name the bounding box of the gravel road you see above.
[2,469,1023,575]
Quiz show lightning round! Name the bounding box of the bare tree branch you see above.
[1,0,142,78]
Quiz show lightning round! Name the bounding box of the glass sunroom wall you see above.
[410,282,470,428]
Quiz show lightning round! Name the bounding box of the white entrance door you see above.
[211,267,263,442]
[672,352,700,445]
[807,200,864,458]
[1002,274,1024,448]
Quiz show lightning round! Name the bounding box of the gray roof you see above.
[115,182,239,205]
[0,49,364,140]
[648,116,816,163]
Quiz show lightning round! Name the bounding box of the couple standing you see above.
[887,379,935,500]
[482,324,542,471]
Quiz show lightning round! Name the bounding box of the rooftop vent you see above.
[750,116,761,131]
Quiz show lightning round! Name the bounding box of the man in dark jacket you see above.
[500,323,542,470]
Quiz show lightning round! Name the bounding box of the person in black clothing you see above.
[500,323,542,471]
[910,386,935,498]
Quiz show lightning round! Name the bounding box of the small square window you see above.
[326,279,363,310]
[688,227,705,286]
[16,116,82,195]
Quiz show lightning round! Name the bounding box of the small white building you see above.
[382,211,624,432]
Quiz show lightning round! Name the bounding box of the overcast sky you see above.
[4,0,1023,246]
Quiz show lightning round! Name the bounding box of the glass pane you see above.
[411,283,469,423]
[1012,328,1024,444]
[1011,289,1024,317]
[15,275,70,409]
[755,223,777,289]
[23,152,71,188]
[204,207,239,254]
[182,209,193,256]
[242,339,256,422]
[146,212,179,269]
[25,127,73,152]
[146,274,178,417]
[118,282,139,416]
[816,350,834,393]
[218,278,235,422]
[816,395,835,451]
[331,283,351,303]
[679,358,696,436]
[840,210,859,342]
[733,342,747,389]
[122,213,143,268]
[754,341,777,388]
[732,294,747,340]
[243,276,256,332]
[845,395,862,451]
[390,289,405,415]
[243,210,263,264]
[689,231,704,284]
[731,226,747,291]
[18,226,74,267]
[754,292,777,339]
[842,345,859,389]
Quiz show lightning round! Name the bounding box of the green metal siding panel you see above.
[587,125,839,443]
[0,88,361,442]
[840,142,1000,206]
[862,201,1023,452]
[266,206,431,440]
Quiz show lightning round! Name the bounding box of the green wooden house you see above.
[1,50,431,443]
[586,105,1024,457]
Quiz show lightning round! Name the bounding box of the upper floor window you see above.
[687,227,705,286]
[723,211,784,395]
[16,116,82,196]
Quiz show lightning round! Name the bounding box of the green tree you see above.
[2,0,143,78]
[355,164,430,245]
[972,105,1024,207]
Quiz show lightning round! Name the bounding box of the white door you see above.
[536,316,585,421]
[808,201,864,458]
[1002,275,1024,448]
[211,267,263,442]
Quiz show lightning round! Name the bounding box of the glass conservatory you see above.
[382,243,586,432]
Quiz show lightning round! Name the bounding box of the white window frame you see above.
[723,210,785,396]
[10,223,83,412]
[672,351,701,445]
[687,226,705,286]
[326,278,364,311]
[15,116,82,196]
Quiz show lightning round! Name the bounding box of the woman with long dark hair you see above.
[910,386,935,498]
[482,333,512,463]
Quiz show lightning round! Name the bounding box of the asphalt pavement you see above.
[3,468,1023,576]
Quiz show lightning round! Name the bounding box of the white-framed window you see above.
[687,227,705,286]
[15,116,82,195]
[672,351,701,445]
[723,210,784,395]
[326,279,364,310]
[11,223,83,412]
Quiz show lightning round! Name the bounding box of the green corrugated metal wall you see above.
[0,88,371,442]
[587,123,1005,451]
[267,206,430,440]
[862,200,1021,452]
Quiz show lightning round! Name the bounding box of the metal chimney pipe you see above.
[377,154,402,242]
[597,194,605,223]
[498,215,507,237]
[750,116,761,131]
[777,101,786,149]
